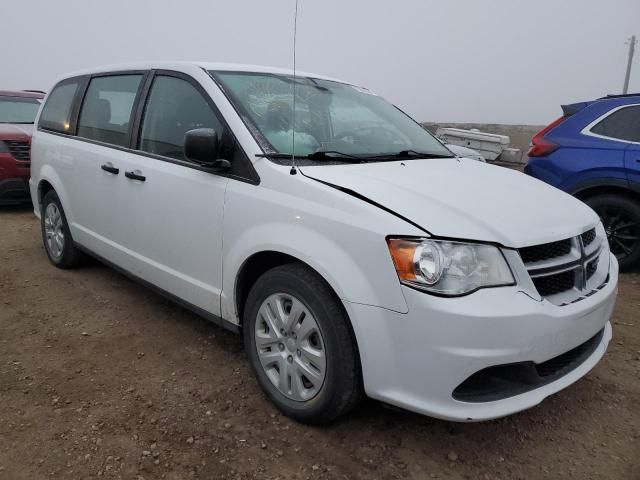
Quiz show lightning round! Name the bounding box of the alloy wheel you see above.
[595,205,640,261]
[254,293,327,401]
[44,203,65,259]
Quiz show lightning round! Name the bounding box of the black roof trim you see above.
[597,93,640,100]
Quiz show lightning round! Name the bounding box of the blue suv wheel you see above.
[584,194,640,268]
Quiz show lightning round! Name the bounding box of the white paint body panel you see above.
[299,158,599,247]
[346,258,616,421]
[30,62,617,422]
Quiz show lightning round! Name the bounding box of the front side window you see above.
[212,71,452,162]
[39,80,80,133]
[591,105,640,142]
[139,76,223,161]
[77,75,142,147]
[0,96,41,124]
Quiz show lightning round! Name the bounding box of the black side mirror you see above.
[184,128,230,171]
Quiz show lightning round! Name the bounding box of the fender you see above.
[220,220,411,325]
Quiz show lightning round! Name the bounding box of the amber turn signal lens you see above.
[387,238,419,281]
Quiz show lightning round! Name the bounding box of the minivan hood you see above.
[300,158,598,248]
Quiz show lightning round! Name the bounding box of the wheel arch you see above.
[234,250,300,327]
[234,250,361,330]
[570,180,640,203]
[37,179,55,206]
[233,250,364,373]
[35,167,73,220]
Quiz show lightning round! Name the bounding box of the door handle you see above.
[125,170,146,182]
[101,163,119,174]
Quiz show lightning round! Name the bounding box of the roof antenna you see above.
[290,0,300,175]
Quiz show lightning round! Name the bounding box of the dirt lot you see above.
[1,206,639,480]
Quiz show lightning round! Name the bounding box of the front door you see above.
[114,73,229,316]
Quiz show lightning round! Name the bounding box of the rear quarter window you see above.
[590,105,640,142]
[38,80,80,133]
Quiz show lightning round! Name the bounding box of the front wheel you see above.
[585,194,640,271]
[243,263,362,424]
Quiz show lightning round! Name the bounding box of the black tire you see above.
[585,194,640,271]
[243,263,362,424]
[40,190,83,269]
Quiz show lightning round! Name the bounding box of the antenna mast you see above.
[623,35,637,95]
[290,0,299,175]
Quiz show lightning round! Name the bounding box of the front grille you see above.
[519,239,571,264]
[581,228,596,247]
[520,229,606,304]
[532,269,576,296]
[586,258,598,280]
[4,140,30,161]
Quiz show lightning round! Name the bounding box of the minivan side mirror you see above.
[184,128,231,171]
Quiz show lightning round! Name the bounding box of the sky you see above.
[3,0,639,125]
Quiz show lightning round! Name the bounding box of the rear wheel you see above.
[40,190,83,269]
[585,194,640,270]
[243,263,362,424]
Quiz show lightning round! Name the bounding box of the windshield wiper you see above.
[256,151,363,163]
[256,153,308,159]
[256,149,453,163]
[368,149,455,160]
[306,150,363,161]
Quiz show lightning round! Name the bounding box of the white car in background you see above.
[30,62,616,424]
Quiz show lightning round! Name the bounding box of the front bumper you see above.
[0,153,30,204]
[0,178,30,204]
[344,253,618,421]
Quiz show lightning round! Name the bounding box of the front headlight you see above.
[0,141,8,153]
[387,238,515,296]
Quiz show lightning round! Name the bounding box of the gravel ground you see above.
[1,205,639,480]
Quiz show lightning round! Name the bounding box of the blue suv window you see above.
[591,105,640,142]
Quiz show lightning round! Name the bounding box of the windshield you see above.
[0,96,41,124]
[212,71,452,161]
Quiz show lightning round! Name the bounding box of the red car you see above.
[0,90,45,205]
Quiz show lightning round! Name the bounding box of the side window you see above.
[39,80,80,133]
[77,75,142,147]
[591,105,640,142]
[139,76,223,161]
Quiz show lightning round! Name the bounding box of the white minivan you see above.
[30,62,617,424]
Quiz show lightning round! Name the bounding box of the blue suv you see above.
[525,94,640,270]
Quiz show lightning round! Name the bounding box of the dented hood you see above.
[300,158,598,248]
